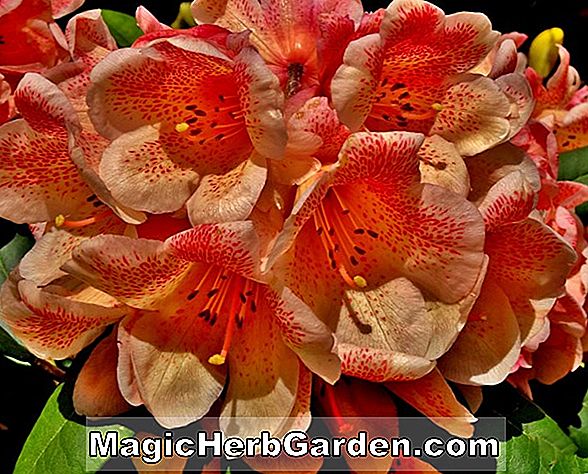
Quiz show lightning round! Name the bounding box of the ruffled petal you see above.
[437,280,521,385]
[431,75,511,156]
[51,0,85,19]
[167,221,260,279]
[485,218,576,301]
[1,279,125,360]
[418,135,469,197]
[269,286,340,384]
[98,124,201,213]
[186,156,267,225]
[118,310,226,428]
[62,235,192,310]
[477,171,537,231]
[0,74,91,223]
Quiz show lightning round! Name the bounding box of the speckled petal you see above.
[1,279,125,360]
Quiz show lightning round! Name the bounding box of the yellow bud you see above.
[353,275,368,288]
[208,354,226,366]
[175,122,190,133]
[55,214,65,227]
[529,27,564,78]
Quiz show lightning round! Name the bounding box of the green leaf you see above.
[14,384,133,474]
[101,10,143,47]
[0,233,33,282]
[558,146,588,182]
[0,233,34,361]
[570,389,588,456]
[495,385,588,473]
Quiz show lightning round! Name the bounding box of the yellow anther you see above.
[529,27,564,78]
[353,275,368,288]
[431,103,444,112]
[175,122,190,133]
[54,214,65,227]
[208,354,227,366]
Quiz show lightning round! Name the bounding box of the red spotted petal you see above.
[62,235,193,310]
[51,0,84,18]
[186,156,267,225]
[387,368,476,437]
[478,171,537,231]
[167,221,260,279]
[1,279,125,359]
[431,75,511,156]
[0,74,94,223]
[333,0,498,132]
[486,218,576,301]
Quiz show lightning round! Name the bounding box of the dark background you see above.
[1,0,587,471]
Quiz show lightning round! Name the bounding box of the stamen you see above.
[313,188,374,289]
[55,209,112,229]
[206,275,257,365]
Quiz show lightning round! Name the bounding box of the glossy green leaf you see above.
[14,384,133,474]
[0,233,34,361]
[0,233,33,282]
[570,389,588,457]
[558,146,588,182]
[495,385,588,473]
[101,10,143,47]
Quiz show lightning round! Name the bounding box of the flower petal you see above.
[99,124,202,213]
[73,330,132,417]
[187,156,267,225]
[119,310,227,428]
[269,286,340,384]
[0,74,91,223]
[167,221,260,279]
[220,299,299,438]
[431,75,511,156]
[438,280,521,385]
[63,235,192,310]
[337,278,432,360]
[477,171,537,231]
[51,0,85,19]
[386,368,476,437]
[339,343,434,383]
[1,279,125,360]
[486,218,576,301]
[418,135,469,197]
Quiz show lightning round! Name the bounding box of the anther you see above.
[175,122,190,133]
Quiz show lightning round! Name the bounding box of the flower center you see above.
[186,267,259,366]
[173,95,245,144]
[286,62,304,98]
[313,187,379,289]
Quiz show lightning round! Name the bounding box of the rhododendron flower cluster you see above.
[1,0,587,471]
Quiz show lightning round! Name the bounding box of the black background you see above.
[1,0,587,472]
